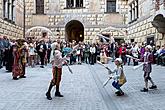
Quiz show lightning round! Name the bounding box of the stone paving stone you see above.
[0,63,165,110]
[0,64,108,110]
[91,63,165,110]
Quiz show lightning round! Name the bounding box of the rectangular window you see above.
[2,0,15,22]
[3,0,6,18]
[7,2,10,19]
[36,0,44,14]
[66,0,74,8]
[66,0,83,8]
[3,0,8,18]
[76,0,83,7]
[129,0,138,23]
[107,0,116,13]
[11,0,15,21]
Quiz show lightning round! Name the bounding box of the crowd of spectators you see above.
[0,35,165,73]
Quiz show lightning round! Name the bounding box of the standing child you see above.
[140,45,157,92]
[109,58,127,96]
[46,44,67,100]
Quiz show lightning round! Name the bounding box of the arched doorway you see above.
[65,20,84,42]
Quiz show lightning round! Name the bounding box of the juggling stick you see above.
[126,55,139,61]
[133,63,144,70]
[103,77,112,87]
[97,61,112,73]
[66,64,73,74]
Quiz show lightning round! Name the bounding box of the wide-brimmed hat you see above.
[16,38,26,47]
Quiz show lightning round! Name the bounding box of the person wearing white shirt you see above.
[46,44,67,100]
[90,44,96,65]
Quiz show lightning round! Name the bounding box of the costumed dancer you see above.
[12,39,27,80]
[140,45,157,92]
[46,43,67,100]
[109,58,127,96]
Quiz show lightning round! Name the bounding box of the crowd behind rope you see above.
[0,36,165,76]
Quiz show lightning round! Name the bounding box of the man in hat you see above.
[140,45,157,92]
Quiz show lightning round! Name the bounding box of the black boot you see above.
[140,88,148,92]
[116,91,124,96]
[55,92,63,97]
[46,82,54,100]
[19,75,26,78]
[149,85,157,89]
[46,92,52,100]
[115,91,120,94]
[55,85,63,97]
[13,77,19,80]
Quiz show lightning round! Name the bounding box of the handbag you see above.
[118,69,127,85]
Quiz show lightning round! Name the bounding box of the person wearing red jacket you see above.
[119,43,126,65]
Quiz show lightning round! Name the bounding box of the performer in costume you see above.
[109,58,126,96]
[46,43,67,100]
[12,39,27,80]
[140,45,157,92]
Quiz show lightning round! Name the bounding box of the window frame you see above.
[128,0,139,24]
[3,0,15,23]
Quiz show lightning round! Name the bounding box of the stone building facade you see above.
[0,0,24,38]
[0,0,165,45]
[25,0,128,43]
[127,0,165,46]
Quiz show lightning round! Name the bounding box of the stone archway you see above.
[65,20,84,42]
[152,14,165,34]
[25,26,55,39]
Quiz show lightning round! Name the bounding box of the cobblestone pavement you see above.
[0,63,165,110]
[0,64,108,110]
[91,63,165,110]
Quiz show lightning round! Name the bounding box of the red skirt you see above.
[52,67,62,86]
[12,64,23,77]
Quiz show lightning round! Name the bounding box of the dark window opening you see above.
[107,0,116,13]
[7,2,10,19]
[3,0,7,18]
[66,0,74,8]
[131,39,134,42]
[66,0,83,8]
[36,0,44,14]
[76,0,83,7]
